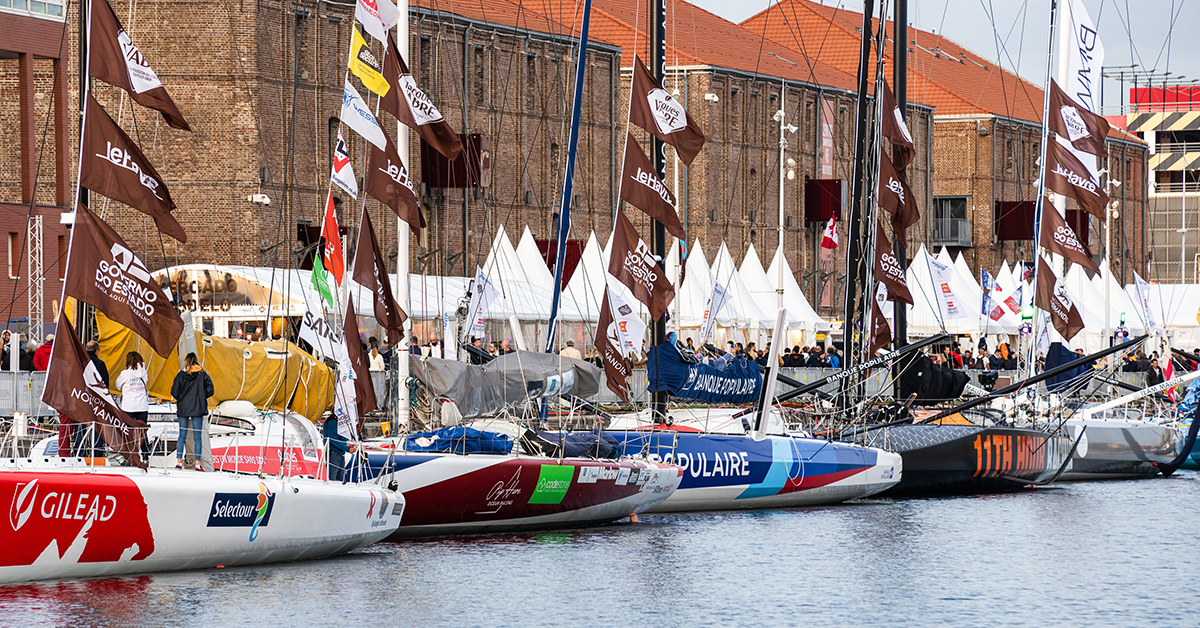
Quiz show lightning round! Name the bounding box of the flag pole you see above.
[395,0,411,433]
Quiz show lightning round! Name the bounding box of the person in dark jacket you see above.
[85,340,109,387]
[323,415,353,482]
[805,348,824,368]
[1147,359,1165,387]
[171,352,214,471]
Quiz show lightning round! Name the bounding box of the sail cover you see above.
[646,342,762,403]
[411,351,602,419]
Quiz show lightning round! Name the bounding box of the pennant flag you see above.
[1040,202,1100,272]
[464,266,499,340]
[698,281,731,345]
[42,312,148,468]
[81,94,186,243]
[382,34,463,161]
[869,284,893,355]
[330,131,358,199]
[981,269,995,293]
[1035,257,1085,341]
[310,250,335,309]
[608,209,675,320]
[597,287,633,403]
[1004,285,1023,315]
[1049,79,1109,157]
[342,300,378,418]
[880,80,915,169]
[1066,0,1104,113]
[341,79,387,150]
[628,55,706,165]
[1045,136,1109,219]
[365,126,424,235]
[66,203,183,357]
[878,150,919,246]
[1134,271,1159,334]
[929,256,966,321]
[349,27,390,97]
[355,0,400,43]
[88,0,190,131]
[982,293,1005,321]
[619,133,685,240]
[820,216,838,249]
[321,191,345,286]
[351,208,407,342]
[872,223,913,305]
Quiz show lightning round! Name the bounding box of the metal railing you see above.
[930,217,974,247]
[1155,142,1200,154]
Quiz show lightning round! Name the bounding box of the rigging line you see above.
[1149,0,1185,74]
[1109,0,1146,72]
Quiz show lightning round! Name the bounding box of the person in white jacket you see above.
[115,351,151,463]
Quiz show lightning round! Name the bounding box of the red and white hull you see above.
[0,462,402,584]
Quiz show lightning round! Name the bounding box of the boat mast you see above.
[650,0,668,420]
[841,0,876,375]
[892,0,908,350]
[396,0,411,432]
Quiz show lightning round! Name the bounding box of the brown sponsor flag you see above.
[351,208,407,341]
[596,287,632,403]
[81,94,187,243]
[67,203,184,357]
[608,209,675,320]
[343,300,379,416]
[88,0,190,131]
[873,222,913,305]
[365,125,424,236]
[629,55,706,165]
[878,150,918,246]
[1035,257,1085,341]
[1045,137,1109,219]
[382,33,463,161]
[1040,203,1100,273]
[619,133,685,240]
[1049,79,1110,157]
[868,295,892,356]
[42,312,148,468]
[880,80,915,170]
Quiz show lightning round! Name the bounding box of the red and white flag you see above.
[821,217,838,249]
[321,191,345,286]
[355,0,399,42]
[330,131,357,199]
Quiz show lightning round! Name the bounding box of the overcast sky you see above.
[692,0,1200,112]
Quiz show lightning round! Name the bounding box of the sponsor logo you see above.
[97,141,165,200]
[378,158,416,194]
[528,465,573,505]
[617,304,632,316]
[672,451,751,479]
[71,363,133,435]
[879,251,905,282]
[622,238,659,293]
[885,176,906,205]
[356,47,382,73]
[116,29,163,94]
[94,243,161,324]
[207,483,275,541]
[630,167,675,207]
[1051,225,1084,251]
[477,466,523,514]
[1051,162,1098,193]
[367,491,377,518]
[1053,280,1075,311]
[399,74,445,126]
[391,502,403,516]
[576,466,622,484]
[646,87,687,135]
[8,480,38,531]
[1059,105,1090,143]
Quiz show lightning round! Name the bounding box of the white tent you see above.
[764,244,831,331]
[1126,282,1200,349]
[710,242,775,329]
[905,245,1014,335]
[740,243,801,330]
[675,239,715,329]
[515,227,554,291]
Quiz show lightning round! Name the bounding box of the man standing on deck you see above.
[323,415,354,483]
[560,340,582,360]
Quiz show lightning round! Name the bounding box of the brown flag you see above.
[878,150,918,246]
[608,209,675,320]
[42,312,148,468]
[351,208,407,342]
[868,295,892,356]
[1040,203,1100,273]
[873,222,913,305]
[1035,257,1085,341]
[880,81,915,170]
[381,33,463,161]
[596,288,632,403]
[66,203,184,357]
[81,94,187,243]
[343,300,378,416]
[1049,79,1110,157]
[1045,137,1109,219]
[629,56,706,166]
[88,0,190,131]
[619,133,685,240]
[365,125,424,236]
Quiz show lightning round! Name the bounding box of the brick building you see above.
[745,0,1150,286]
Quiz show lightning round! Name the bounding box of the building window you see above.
[419,36,432,87]
[933,197,968,221]
[526,53,537,110]
[474,44,486,106]
[8,233,18,279]
[1,0,65,18]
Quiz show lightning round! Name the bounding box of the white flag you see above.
[355,0,400,43]
[928,257,967,321]
[341,80,387,150]
[1066,0,1104,113]
[1134,271,1159,334]
[298,308,348,363]
[464,267,499,340]
[334,357,358,439]
[606,286,647,359]
[698,280,731,345]
[330,131,358,199]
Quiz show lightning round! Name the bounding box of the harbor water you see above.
[2,473,1197,627]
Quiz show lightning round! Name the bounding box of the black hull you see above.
[849,425,1071,497]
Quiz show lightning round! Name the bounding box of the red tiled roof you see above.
[413,0,616,46]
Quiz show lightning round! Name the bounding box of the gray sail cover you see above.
[411,351,602,418]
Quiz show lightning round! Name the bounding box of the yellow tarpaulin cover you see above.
[95,312,334,421]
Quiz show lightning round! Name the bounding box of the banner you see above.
[646,343,761,403]
[366,126,423,235]
[606,286,647,358]
[42,312,147,468]
[628,56,706,165]
[66,203,183,357]
[868,283,892,355]
[619,133,685,240]
[1134,271,1159,334]
[464,267,499,340]
[348,26,390,97]
[1046,135,1109,219]
[608,209,675,320]
[320,191,345,286]
[1066,0,1104,113]
[88,0,190,131]
[1049,79,1109,157]
[928,256,965,320]
[382,34,463,161]
[879,150,918,246]
[81,94,186,243]
[596,287,632,403]
[351,208,407,342]
[1004,285,1023,315]
[355,0,400,43]
[341,79,387,150]
[698,280,730,345]
[298,309,347,363]
[330,131,358,199]
[880,80,914,169]
[982,293,1005,322]
[873,224,913,304]
[1040,202,1099,272]
[1035,257,1085,341]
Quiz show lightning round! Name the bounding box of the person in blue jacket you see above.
[322,415,354,482]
